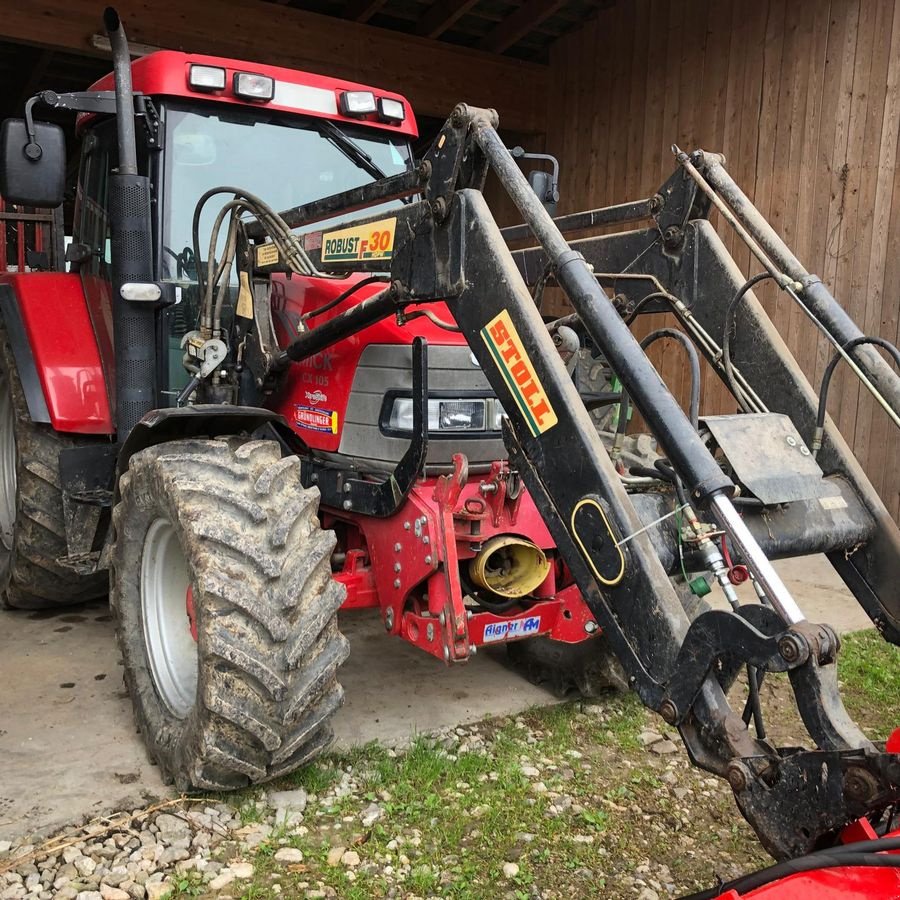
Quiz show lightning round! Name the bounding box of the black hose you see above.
[532,261,553,313]
[624,290,675,326]
[630,465,673,482]
[656,459,690,508]
[615,328,702,440]
[679,851,900,900]
[722,272,774,409]
[301,275,390,322]
[812,836,900,856]
[816,336,900,435]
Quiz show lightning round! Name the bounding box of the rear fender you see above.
[0,274,113,434]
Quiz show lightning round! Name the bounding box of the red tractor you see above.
[1,7,899,881]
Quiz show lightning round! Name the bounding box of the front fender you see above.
[0,274,113,434]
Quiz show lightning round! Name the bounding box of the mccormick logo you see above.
[481,310,558,436]
[483,616,542,644]
[294,404,339,435]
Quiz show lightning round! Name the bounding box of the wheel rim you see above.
[0,371,16,552]
[140,517,198,718]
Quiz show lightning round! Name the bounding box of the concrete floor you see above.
[0,555,873,842]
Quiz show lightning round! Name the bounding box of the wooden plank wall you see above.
[544,0,900,521]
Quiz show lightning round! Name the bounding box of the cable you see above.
[532,261,553,313]
[301,275,390,322]
[400,309,462,332]
[813,335,900,457]
[814,836,900,856]
[722,272,774,412]
[679,851,900,900]
[624,290,677,326]
[614,329,702,452]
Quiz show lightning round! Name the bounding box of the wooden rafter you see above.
[414,0,481,39]
[343,0,388,22]
[477,0,569,54]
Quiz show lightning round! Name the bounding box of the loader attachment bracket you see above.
[731,748,900,859]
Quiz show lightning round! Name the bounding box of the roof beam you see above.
[477,0,568,54]
[343,0,388,23]
[414,0,480,39]
[0,0,548,133]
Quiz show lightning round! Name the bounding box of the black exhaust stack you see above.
[104,7,156,436]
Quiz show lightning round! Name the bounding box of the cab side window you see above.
[72,123,117,278]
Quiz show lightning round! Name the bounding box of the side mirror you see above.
[508,145,561,217]
[528,169,559,217]
[0,118,66,208]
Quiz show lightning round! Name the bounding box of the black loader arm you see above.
[236,105,900,859]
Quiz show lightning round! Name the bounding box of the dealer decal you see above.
[481,310,558,436]
[321,217,396,262]
[483,616,542,643]
[294,404,339,434]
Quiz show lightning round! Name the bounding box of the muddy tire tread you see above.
[111,437,348,790]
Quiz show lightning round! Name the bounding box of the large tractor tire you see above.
[111,437,348,790]
[0,323,108,609]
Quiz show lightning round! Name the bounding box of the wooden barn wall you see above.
[544,0,900,521]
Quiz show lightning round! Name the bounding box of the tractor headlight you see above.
[377,97,406,123]
[384,396,505,435]
[233,72,275,102]
[188,65,226,92]
[339,91,377,117]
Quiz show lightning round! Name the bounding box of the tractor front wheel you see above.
[112,437,348,790]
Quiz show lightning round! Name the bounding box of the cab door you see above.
[72,123,117,410]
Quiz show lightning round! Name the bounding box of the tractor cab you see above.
[68,51,419,413]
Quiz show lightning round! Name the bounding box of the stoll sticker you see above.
[321,216,396,262]
[481,310,558,436]
[294,404,339,434]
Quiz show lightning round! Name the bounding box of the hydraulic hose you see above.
[813,335,900,457]
[722,272,775,411]
[301,275,390,322]
[613,328,702,458]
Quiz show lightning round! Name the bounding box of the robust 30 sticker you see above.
[294,404,339,434]
[481,310,558,436]
[321,217,397,263]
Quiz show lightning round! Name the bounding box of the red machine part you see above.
[706,822,900,900]
[0,272,113,433]
[269,274,467,453]
[330,454,600,663]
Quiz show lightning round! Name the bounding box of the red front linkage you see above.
[328,453,600,662]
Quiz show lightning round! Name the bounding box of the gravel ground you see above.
[0,700,768,900]
[1,629,895,900]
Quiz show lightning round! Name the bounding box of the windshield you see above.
[162,102,414,281]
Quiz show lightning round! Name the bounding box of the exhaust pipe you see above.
[469,535,551,599]
[104,7,156,438]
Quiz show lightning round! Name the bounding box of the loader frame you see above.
[237,104,900,859]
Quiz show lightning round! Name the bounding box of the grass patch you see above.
[204,631,898,899]
[839,629,900,739]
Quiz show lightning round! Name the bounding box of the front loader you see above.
[0,8,899,873]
